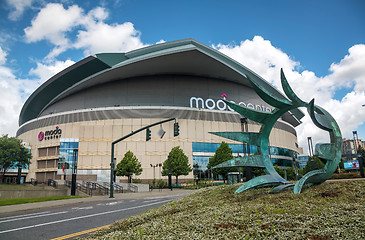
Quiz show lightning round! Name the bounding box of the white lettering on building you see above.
[190,97,272,112]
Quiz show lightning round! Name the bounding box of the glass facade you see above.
[192,142,299,178]
[57,138,79,174]
[298,155,309,169]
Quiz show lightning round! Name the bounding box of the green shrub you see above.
[157,179,166,188]
[132,178,142,183]
[330,172,361,179]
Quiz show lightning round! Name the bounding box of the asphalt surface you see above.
[0,189,195,240]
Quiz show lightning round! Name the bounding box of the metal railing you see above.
[114,184,124,193]
[65,180,92,196]
[129,184,138,193]
[85,182,109,195]
[47,179,57,188]
[103,182,123,193]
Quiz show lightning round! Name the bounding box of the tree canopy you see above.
[303,156,325,175]
[0,135,32,181]
[207,142,235,182]
[162,146,192,184]
[115,150,142,183]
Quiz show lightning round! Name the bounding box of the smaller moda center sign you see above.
[38,126,62,141]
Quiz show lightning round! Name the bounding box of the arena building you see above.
[17,39,304,183]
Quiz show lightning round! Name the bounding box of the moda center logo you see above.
[38,126,62,141]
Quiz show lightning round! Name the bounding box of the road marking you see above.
[71,206,93,210]
[0,199,170,234]
[97,200,123,206]
[142,199,160,203]
[0,211,50,221]
[49,224,112,240]
[0,211,68,224]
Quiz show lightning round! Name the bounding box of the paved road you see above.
[0,190,194,240]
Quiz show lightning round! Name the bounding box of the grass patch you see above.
[0,196,87,206]
[86,181,365,240]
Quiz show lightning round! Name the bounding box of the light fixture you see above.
[158,125,165,139]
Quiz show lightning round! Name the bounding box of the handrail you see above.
[85,181,108,195]
[129,184,138,193]
[103,182,123,193]
[47,179,57,188]
[94,182,109,195]
[114,184,123,193]
[65,180,92,196]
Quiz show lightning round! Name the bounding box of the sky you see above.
[0,0,364,154]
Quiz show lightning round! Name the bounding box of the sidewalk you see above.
[0,189,196,214]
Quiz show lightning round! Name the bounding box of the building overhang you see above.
[19,39,304,127]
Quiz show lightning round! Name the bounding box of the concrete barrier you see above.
[0,189,68,199]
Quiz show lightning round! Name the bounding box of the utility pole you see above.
[353,131,364,178]
[308,137,314,170]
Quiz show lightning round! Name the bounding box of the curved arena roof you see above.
[19,39,304,127]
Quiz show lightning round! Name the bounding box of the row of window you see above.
[192,142,299,176]
[192,142,298,157]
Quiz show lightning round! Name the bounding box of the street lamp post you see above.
[308,137,315,170]
[71,149,78,196]
[150,164,158,180]
[158,163,162,179]
[168,155,172,191]
[353,131,364,178]
[16,164,22,184]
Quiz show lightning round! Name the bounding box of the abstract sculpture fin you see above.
[209,132,260,146]
[211,68,342,194]
[212,155,265,168]
[224,100,273,124]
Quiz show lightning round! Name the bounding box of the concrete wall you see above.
[0,189,68,199]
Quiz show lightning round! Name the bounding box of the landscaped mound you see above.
[87,181,365,239]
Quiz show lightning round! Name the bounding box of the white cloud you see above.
[0,47,7,64]
[29,59,75,83]
[0,44,75,136]
[74,22,146,55]
[24,3,146,58]
[214,37,365,153]
[327,44,365,92]
[6,0,34,21]
[24,3,83,58]
[156,40,166,44]
[213,36,299,89]
[0,46,38,137]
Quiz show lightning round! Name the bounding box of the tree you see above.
[115,151,142,183]
[0,135,32,182]
[162,146,192,184]
[207,142,235,183]
[274,165,297,180]
[303,156,325,175]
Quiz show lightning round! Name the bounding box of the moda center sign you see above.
[38,126,62,141]
[189,94,273,112]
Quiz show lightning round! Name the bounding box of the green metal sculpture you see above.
[210,69,342,194]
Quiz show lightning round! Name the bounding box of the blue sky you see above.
[0,0,364,152]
